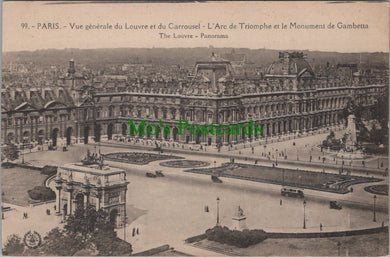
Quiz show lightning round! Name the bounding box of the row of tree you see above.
[3,206,132,256]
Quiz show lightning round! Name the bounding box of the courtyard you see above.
[1,167,49,206]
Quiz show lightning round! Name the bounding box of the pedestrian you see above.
[320,223,323,231]
[137,228,139,235]
[132,228,135,237]
[280,199,282,206]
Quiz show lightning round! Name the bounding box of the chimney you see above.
[68,59,75,74]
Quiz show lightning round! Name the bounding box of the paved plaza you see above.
[99,126,389,175]
[3,141,387,253]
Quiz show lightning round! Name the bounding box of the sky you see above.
[2,1,389,53]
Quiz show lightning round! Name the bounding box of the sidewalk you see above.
[2,202,62,245]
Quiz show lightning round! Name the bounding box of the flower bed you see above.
[160,160,210,168]
[103,152,183,165]
[364,184,388,195]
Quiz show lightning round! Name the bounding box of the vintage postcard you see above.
[1,1,389,256]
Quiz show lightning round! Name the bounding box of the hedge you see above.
[205,226,267,248]
[27,186,56,201]
[41,165,57,176]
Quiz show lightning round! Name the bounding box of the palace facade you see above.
[1,52,387,148]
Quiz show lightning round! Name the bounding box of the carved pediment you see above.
[79,97,95,107]
[14,102,38,111]
[44,100,68,109]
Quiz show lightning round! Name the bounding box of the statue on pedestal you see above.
[344,114,358,152]
[232,206,248,231]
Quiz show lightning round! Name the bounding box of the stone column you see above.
[56,186,62,215]
[95,194,100,211]
[30,116,34,142]
[49,116,53,140]
[72,199,77,214]
[67,190,73,216]
[34,117,39,142]
[83,191,89,207]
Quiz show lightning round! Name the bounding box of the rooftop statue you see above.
[81,149,103,166]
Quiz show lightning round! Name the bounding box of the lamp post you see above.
[216,197,220,226]
[337,242,341,256]
[303,199,306,229]
[275,149,278,166]
[373,195,377,222]
[21,144,25,164]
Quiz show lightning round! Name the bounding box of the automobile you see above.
[281,188,304,198]
[2,206,11,212]
[211,175,223,183]
[152,147,163,153]
[145,172,157,178]
[329,201,342,210]
[155,170,165,177]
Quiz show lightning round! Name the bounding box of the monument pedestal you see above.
[232,216,248,231]
[231,206,248,231]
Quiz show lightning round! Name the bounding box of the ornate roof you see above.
[1,87,74,112]
[266,52,315,78]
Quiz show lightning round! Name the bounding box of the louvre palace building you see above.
[1,52,387,148]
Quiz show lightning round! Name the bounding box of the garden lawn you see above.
[193,232,389,256]
[186,163,382,193]
[1,167,48,206]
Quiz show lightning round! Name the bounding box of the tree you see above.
[64,206,113,243]
[3,234,25,255]
[91,229,132,256]
[30,206,132,256]
[369,124,384,145]
[2,143,19,161]
[38,227,83,256]
[372,90,389,130]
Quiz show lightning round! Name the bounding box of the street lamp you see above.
[337,242,341,256]
[303,199,307,229]
[373,195,377,222]
[216,197,220,226]
[21,144,25,164]
[275,149,278,166]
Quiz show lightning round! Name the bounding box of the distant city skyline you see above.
[2,1,389,53]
